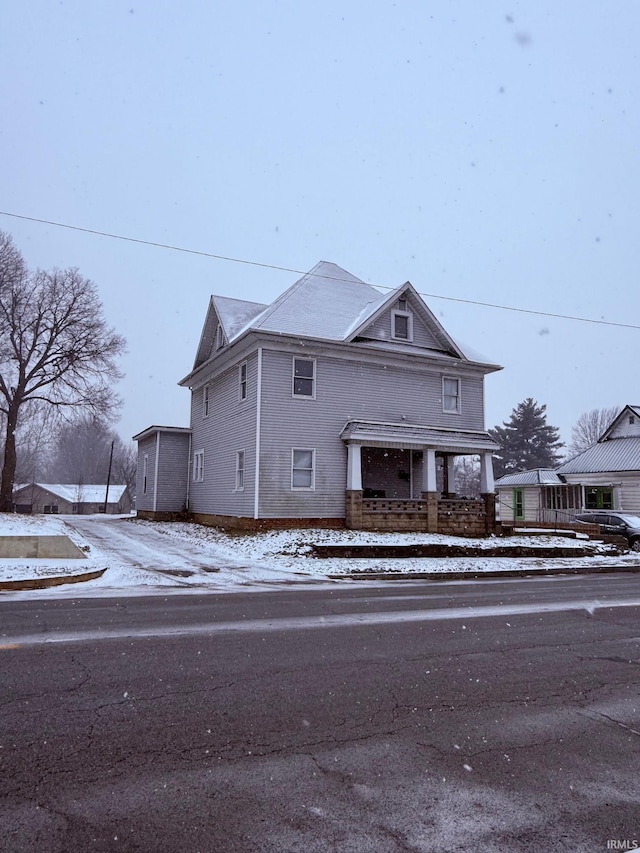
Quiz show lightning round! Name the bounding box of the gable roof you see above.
[194,295,268,368]
[599,404,640,441]
[345,281,465,357]
[556,437,640,474]
[187,261,501,378]
[13,484,129,503]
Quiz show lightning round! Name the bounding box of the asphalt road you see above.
[2,574,640,852]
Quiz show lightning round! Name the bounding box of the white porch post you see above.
[480,452,495,493]
[346,443,362,491]
[422,449,437,492]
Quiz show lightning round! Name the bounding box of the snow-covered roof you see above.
[494,469,564,488]
[132,425,191,442]
[557,437,640,474]
[241,261,383,341]
[215,295,269,341]
[184,261,502,382]
[13,484,128,503]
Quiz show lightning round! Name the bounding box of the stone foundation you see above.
[190,513,346,532]
[345,492,497,536]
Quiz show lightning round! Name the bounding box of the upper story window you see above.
[239,361,247,401]
[391,310,413,341]
[293,357,316,398]
[442,377,461,413]
[193,449,204,482]
[203,385,210,418]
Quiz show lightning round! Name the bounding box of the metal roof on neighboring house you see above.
[494,469,564,488]
[556,436,640,474]
[13,484,129,503]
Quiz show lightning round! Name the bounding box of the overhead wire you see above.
[1,209,638,331]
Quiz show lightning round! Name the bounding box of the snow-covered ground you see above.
[1,512,639,597]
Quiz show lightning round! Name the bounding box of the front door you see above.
[513,488,524,521]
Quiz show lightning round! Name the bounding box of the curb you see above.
[0,568,107,591]
[328,564,640,582]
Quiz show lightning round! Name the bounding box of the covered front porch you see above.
[340,420,499,536]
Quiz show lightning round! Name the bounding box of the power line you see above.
[1,209,638,331]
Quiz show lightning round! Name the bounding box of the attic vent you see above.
[398,297,407,311]
[630,416,635,425]
[215,325,225,350]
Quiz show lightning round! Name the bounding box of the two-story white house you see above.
[134,262,502,533]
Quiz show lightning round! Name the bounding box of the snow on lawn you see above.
[1,513,638,594]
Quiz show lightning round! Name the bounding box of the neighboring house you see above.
[134,261,502,533]
[12,483,132,515]
[495,405,640,523]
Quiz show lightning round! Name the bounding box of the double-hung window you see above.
[293,358,316,398]
[236,450,245,491]
[239,362,247,401]
[193,450,204,482]
[442,377,461,413]
[203,385,210,418]
[391,309,413,341]
[291,449,315,490]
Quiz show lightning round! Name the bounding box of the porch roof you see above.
[340,419,500,453]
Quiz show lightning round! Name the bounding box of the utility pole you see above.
[104,440,114,513]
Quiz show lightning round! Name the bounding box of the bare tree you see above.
[0,232,126,511]
[566,406,619,458]
[454,456,480,497]
[112,437,137,494]
[44,415,136,493]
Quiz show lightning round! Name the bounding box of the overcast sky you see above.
[2,1,638,451]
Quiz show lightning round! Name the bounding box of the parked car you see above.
[574,512,640,551]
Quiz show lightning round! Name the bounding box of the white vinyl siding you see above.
[292,449,315,490]
[188,352,258,518]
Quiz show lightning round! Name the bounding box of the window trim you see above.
[442,376,461,414]
[239,361,247,402]
[193,449,204,483]
[292,357,316,399]
[236,449,245,491]
[203,384,210,418]
[391,309,413,342]
[291,448,316,491]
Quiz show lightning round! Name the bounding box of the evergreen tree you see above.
[489,398,564,478]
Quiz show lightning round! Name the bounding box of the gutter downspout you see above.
[153,431,160,513]
[185,431,192,511]
[254,347,263,519]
